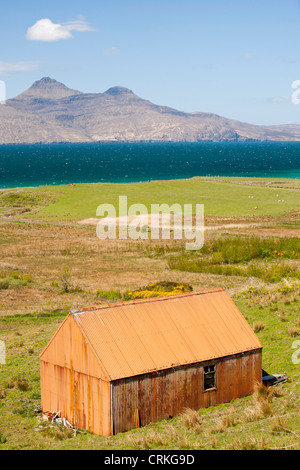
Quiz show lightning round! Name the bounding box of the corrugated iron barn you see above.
[40,288,263,436]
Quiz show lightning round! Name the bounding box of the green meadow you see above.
[1,176,298,220]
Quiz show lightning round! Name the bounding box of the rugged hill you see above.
[1,77,300,143]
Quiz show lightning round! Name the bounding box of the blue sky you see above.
[1,0,300,125]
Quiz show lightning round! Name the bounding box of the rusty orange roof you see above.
[70,288,262,381]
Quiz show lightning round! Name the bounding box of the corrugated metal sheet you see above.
[72,288,262,381]
[40,314,112,436]
[111,350,262,434]
[40,314,109,380]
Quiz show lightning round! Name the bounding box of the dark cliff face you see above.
[1,77,300,144]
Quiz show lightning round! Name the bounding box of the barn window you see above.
[203,365,216,390]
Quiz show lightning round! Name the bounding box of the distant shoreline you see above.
[1,175,299,192]
[2,139,300,146]
[1,175,299,190]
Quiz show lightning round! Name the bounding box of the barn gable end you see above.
[40,313,109,380]
[40,314,112,435]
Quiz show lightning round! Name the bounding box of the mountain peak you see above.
[31,77,63,88]
[104,86,135,96]
[15,77,82,100]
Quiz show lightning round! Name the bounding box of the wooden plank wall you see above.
[111,349,262,435]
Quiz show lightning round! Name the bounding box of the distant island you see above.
[1,76,300,144]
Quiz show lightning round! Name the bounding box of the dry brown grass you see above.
[253,321,265,333]
[0,385,6,399]
[255,382,285,402]
[242,382,287,426]
[0,218,265,316]
[278,311,287,322]
[242,383,278,423]
[179,408,202,431]
[213,415,238,433]
[243,400,273,422]
[288,326,300,337]
[234,436,267,450]
[270,416,289,433]
[123,424,204,450]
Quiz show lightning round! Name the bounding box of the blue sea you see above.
[0,142,299,188]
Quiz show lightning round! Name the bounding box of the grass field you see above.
[0,176,299,220]
[0,176,299,450]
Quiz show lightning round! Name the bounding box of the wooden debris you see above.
[42,410,77,436]
[262,373,288,386]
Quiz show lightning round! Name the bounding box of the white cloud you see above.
[26,18,94,42]
[103,47,119,56]
[266,95,290,103]
[272,96,290,103]
[0,61,40,75]
[242,52,252,60]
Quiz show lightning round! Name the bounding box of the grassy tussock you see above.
[234,436,268,450]
[5,375,31,392]
[179,408,202,431]
[168,236,300,283]
[96,289,123,300]
[288,326,300,337]
[0,272,32,290]
[211,415,238,433]
[242,383,286,423]
[200,236,300,263]
[169,258,300,283]
[253,321,266,332]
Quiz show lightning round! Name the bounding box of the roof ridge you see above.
[72,287,225,315]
